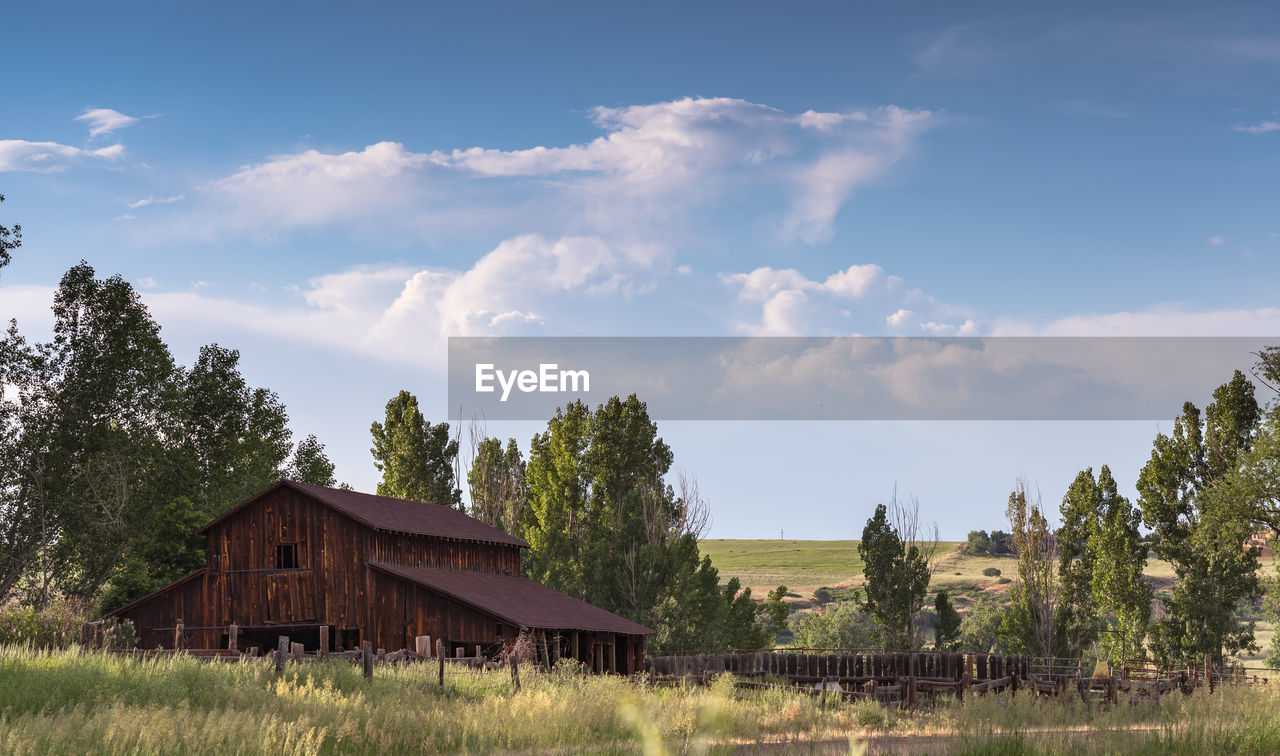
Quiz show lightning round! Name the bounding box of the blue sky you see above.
[3,2,1280,538]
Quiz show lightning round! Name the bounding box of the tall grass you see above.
[0,646,875,754]
[3,644,1279,753]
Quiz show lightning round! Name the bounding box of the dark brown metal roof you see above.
[369,562,653,635]
[198,481,528,547]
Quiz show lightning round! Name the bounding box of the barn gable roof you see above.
[104,568,207,618]
[197,480,528,548]
[369,562,653,635]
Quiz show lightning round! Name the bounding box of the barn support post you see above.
[475,644,482,662]
[318,626,328,658]
[415,636,429,657]
[571,631,579,663]
[609,640,617,675]
[174,620,184,651]
[362,641,374,681]
[276,636,289,675]
[291,642,305,661]
[228,624,238,653]
[539,631,550,669]
[437,639,446,687]
[551,633,560,667]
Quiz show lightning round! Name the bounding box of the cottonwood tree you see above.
[466,432,528,535]
[523,396,766,651]
[1138,371,1262,665]
[1208,350,1280,532]
[858,490,936,649]
[0,193,18,274]
[370,390,461,508]
[1000,479,1059,664]
[288,434,337,487]
[0,262,319,609]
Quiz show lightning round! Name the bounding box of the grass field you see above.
[4,645,1280,754]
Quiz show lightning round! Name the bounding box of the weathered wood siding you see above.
[116,571,218,649]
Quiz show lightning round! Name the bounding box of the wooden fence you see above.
[646,649,1275,709]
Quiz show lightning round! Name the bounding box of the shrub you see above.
[997,577,1011,584]
[0,600,89,649]
[982,567,1002,577]
[100,618,138,650]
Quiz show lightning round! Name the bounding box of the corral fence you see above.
[647,648,1277,709]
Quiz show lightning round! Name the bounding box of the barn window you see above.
[275,543,299,569]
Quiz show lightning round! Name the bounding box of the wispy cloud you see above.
[1233,120,1280,134]
[1208,236,1224,245]
[127,194,185,209]
[75,108,140,138]
[0,140,124,172]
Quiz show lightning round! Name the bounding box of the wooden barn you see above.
[106,480,651,673]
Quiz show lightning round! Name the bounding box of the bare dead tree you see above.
[675,469,712,540]
[1006,477,1060,667]
[887,485,941,649]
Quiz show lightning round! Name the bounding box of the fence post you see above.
[906,675,917,709]
[415,635,430,657]
[174,620,184,651]
[1205,653,1214,695]
[291,642,304,661]
[510,648,521,692]
[228,624,238,653]
[362,641,374,682]
[276,636,289,675]
[1107,675,1118,706]
[318,626,328,659]
[437,639,446,687]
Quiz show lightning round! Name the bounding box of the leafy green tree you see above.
[966,530,991,555]
[100,496,207,612]
[370,391,461,508]
[1088,467,1152,665]
[1138,371,1262,665]
[467,436,527,534]
[1056,469,1101,658]
[789,601,875,649]
[933,591,961,651]
[178,344,292,514]
[961,597,1009,653]
[858,499,932,649]
[287,434,337,487]
[760,585,791,641]
[0,193,18,274]
[36,263,182,602]
[524,396,764,651]
[1262,559,1280,669]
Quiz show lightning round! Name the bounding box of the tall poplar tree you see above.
[1138,371,1262,664]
